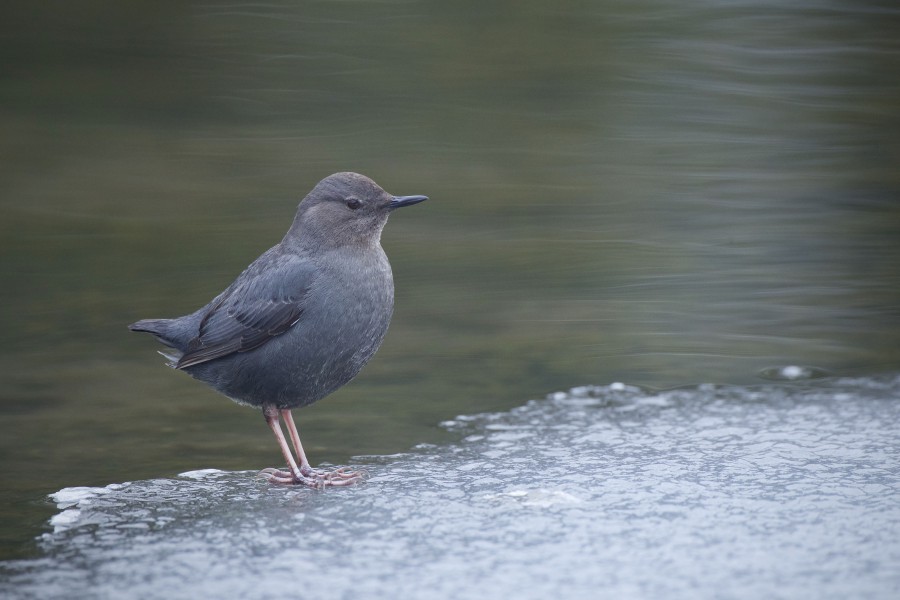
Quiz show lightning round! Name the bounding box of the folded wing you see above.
[176,253,315,369]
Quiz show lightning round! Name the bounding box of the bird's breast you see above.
[304,248,394,358]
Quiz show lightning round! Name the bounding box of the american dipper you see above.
[129,172,427,487]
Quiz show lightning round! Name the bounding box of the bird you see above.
[129,172,427,487]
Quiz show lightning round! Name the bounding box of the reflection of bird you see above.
[130,172,427,487]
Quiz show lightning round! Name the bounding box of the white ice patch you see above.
[178,468,226,480]
[50,486,113,509]
[48,509,82,533]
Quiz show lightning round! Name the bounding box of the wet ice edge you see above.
[2,375,900,600]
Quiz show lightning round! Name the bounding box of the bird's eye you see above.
[346,198,362,210]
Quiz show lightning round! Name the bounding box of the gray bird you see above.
[129,172,427,487]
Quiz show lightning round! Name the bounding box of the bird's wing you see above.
[175,252,316,369]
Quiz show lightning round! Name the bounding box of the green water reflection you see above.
[1,0,899,559]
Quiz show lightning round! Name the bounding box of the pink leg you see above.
[261,405,305,484]
[280,409,363,484]
[281,409,313,476]
[259,405,364,487]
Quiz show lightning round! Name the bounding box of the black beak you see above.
[389,195,428,210]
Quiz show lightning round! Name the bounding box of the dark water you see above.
[1,0,899,577]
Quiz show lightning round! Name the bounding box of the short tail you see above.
[129,318,169,335]
[129,318,184,368]
[128,318,181,344]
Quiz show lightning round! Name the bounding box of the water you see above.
[1,0,900,582]
[2,375,899,599]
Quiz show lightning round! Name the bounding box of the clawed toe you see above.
[262,408,366,488]
[259,466,366,488]
[315,466,366,487]
[258,467,295,484]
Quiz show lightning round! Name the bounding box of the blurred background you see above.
[1,0,899,559]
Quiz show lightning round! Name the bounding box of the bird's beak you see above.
[389,195,428,210]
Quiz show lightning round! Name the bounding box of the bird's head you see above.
[285,172,427,249]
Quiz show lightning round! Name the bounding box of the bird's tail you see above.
[129,318,168,334]
[129,319,184,368]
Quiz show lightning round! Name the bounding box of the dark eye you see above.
[346,198,361,210]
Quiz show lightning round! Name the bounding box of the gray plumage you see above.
[130,172,427,412]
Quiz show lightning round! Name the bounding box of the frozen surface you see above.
[3,375,900,600]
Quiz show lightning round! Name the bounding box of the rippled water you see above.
[3,375,898,599]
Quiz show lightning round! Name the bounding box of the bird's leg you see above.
[280,409,313,476]
[279,409,364,485]
[259,405,362,487]
[260,404,306,485]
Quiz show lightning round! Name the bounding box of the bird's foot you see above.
[259,466,365,488]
